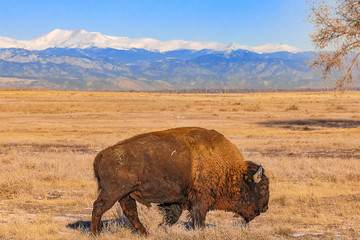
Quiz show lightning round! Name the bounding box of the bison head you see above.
[235,161,269,223]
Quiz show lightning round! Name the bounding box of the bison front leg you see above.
[91,190,122,234]
[189,204,208,229]
[187,191,214,229]
[119,195,148,235]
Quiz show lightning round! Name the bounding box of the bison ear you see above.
[253,165,263,183]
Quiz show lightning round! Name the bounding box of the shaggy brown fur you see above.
[90,127,269,235]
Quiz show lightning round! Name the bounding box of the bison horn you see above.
[253,165,263,183]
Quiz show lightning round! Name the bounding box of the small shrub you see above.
[244,103,261,112]
[286,104,298,111]
[0,182,19,199]
[326,103,347,112]
[0,180,32,199]
[273,196,287,207]
[42,175,60,183]
[335,105,346,110]
[275,226,294,237]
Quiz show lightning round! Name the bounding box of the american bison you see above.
[90,127,269,235]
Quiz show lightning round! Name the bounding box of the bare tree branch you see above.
[309,0,360,90]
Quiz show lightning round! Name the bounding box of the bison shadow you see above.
[66,218,212,233]
[258,119,360,130]
[66,217,131,233]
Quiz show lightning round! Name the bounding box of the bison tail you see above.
[93,152,103,192]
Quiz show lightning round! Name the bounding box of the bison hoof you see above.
[90,230,100,236]
[138,229,148,236]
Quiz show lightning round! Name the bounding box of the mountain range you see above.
[0,29,320,91]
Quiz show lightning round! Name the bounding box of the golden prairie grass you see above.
[0,90,359,239]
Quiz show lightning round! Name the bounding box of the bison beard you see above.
[90,127,269,235]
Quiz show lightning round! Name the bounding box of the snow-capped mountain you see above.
[0,29,302,53]
[0,29,321,91]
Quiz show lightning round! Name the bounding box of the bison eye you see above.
[243,175,255,187]
[258,185,268,194]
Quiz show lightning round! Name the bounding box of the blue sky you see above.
[0,0,313,50]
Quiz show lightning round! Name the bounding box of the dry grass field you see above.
[0,89,359,240]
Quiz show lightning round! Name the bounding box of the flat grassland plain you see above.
[0,90,359,240]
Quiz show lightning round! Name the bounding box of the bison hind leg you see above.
[158,203,183,226]
[91,190,123,234]
[119,195,148,235]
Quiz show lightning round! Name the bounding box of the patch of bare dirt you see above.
[243,149,360,159]
[258,119,360,130]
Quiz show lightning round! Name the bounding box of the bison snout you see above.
[261,204,268,213]
[243,216,255,223]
